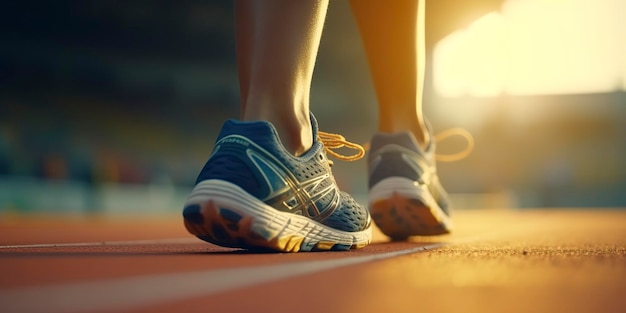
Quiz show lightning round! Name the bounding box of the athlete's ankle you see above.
[274,121,313,156]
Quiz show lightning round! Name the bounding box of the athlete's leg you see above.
[350,0,453,238]
[235,0,328,156]
[349,0,429,148]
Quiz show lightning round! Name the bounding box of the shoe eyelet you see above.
[318,154,324,160]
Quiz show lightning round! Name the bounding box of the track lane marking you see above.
[0,241,454,313]
[0,238,199,249]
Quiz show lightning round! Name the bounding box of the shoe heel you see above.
[183,200,252,249]
[369,177,452,238]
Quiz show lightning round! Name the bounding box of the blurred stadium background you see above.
[1,0,625,216]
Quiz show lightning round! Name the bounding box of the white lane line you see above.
[0,242,449,313]
[0,238,200,249]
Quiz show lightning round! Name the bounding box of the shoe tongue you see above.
[309,112,320,142]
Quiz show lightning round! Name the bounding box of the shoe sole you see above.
[183,180,372,252]
[369,177,452,239]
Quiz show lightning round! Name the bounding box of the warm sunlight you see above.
[433,0,626,97]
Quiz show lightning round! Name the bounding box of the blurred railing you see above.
[0,177,190,215]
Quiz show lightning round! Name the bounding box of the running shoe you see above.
[367,129,453,239]
[183,114,372,252]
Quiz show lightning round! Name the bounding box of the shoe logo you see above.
[238,139,338,220]
[401,153,433,184]
[220,137,250,147]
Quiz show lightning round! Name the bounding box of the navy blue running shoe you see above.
[183,114,372,252]
[368,130,453,239]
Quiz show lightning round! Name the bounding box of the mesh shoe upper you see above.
[195,115,370,232]
[368,131,451,215]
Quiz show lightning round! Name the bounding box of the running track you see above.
[1,209,625,313]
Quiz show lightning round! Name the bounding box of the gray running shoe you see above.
[367,131,452,239]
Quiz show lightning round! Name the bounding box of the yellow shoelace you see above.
[318,131,365,162]
[318,128,474,163]
[432,128,475,162]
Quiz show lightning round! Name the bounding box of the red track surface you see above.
[1,209,625,313]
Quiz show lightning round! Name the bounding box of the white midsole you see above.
[368,177,452,226]
[185,180,372,246]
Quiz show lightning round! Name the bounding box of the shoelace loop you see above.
[318,128,474,163]
[318,131,365,162]
[433,128,474,162]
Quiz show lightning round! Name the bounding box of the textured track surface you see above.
[1,209,625,313]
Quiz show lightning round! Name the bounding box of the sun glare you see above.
[433,0,626,97]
